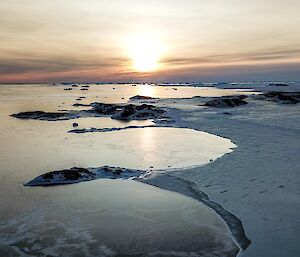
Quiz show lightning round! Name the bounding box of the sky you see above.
[0,0,300,83]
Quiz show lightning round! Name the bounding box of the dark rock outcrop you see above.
[111,104,165,120]
[73,103,91,107]
[129,95,156,100]
[90,103,122,115]
[12,103,165,121]
[25,167,95,186]
[204,96,248,108]
[257,92,300,104]
[24,166,145,186]
[69,125,157,134]
[10,111,74,121]
[268,83,289,87]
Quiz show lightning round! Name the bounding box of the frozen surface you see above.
[0,180,239,257]
[157,85,300,257]
[0,82,299,257]
[0,83,257,106]
[0,83,242,256]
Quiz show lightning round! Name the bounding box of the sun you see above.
[127,33,163,72]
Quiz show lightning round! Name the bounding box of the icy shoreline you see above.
[14,83,300,257]
[24,165,250,254]
[165,97,300,257]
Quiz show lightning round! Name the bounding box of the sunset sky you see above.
[1,0,300,83]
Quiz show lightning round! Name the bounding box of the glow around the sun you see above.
[127,33,164,72]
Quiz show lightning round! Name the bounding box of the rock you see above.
[81,88,88,91]
[81,85,89,88]
[72,123,79,127]
[73,103,91,107]
[10,111,72,121]
[111,104,165,120]
[25,167,95,186]
[90,103,121,115]
[68,125,156,134]
[269,83,289,87]
[72,84,79,87]
[64,88,72,91]
[258,92,300,104]
[204,96,248,108]
[129,95,156,100]
[24,166,145,186]
[12,103,164,122]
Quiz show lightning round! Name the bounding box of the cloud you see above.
[0,53,128,74]
[1,0,300,82]
[161,48,300,67]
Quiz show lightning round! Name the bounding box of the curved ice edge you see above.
[24,166,250,253]
[68,124,238,148]
[141,173,251,252]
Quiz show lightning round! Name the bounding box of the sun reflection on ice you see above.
[138,127,158,169]
[138,84,154,97]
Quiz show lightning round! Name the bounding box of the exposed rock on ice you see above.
[268,83,289,87]
[256,91,300,104]
[203,95,248,108]
[10,111,80,121]
[69,125,158,133]
[24,166,147,186]
[11,103,165,121]
[73,103,91,107]
[111,104,165,120]
[129,95,157,100]
[90,102,121,115]
[89,102,165,120]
